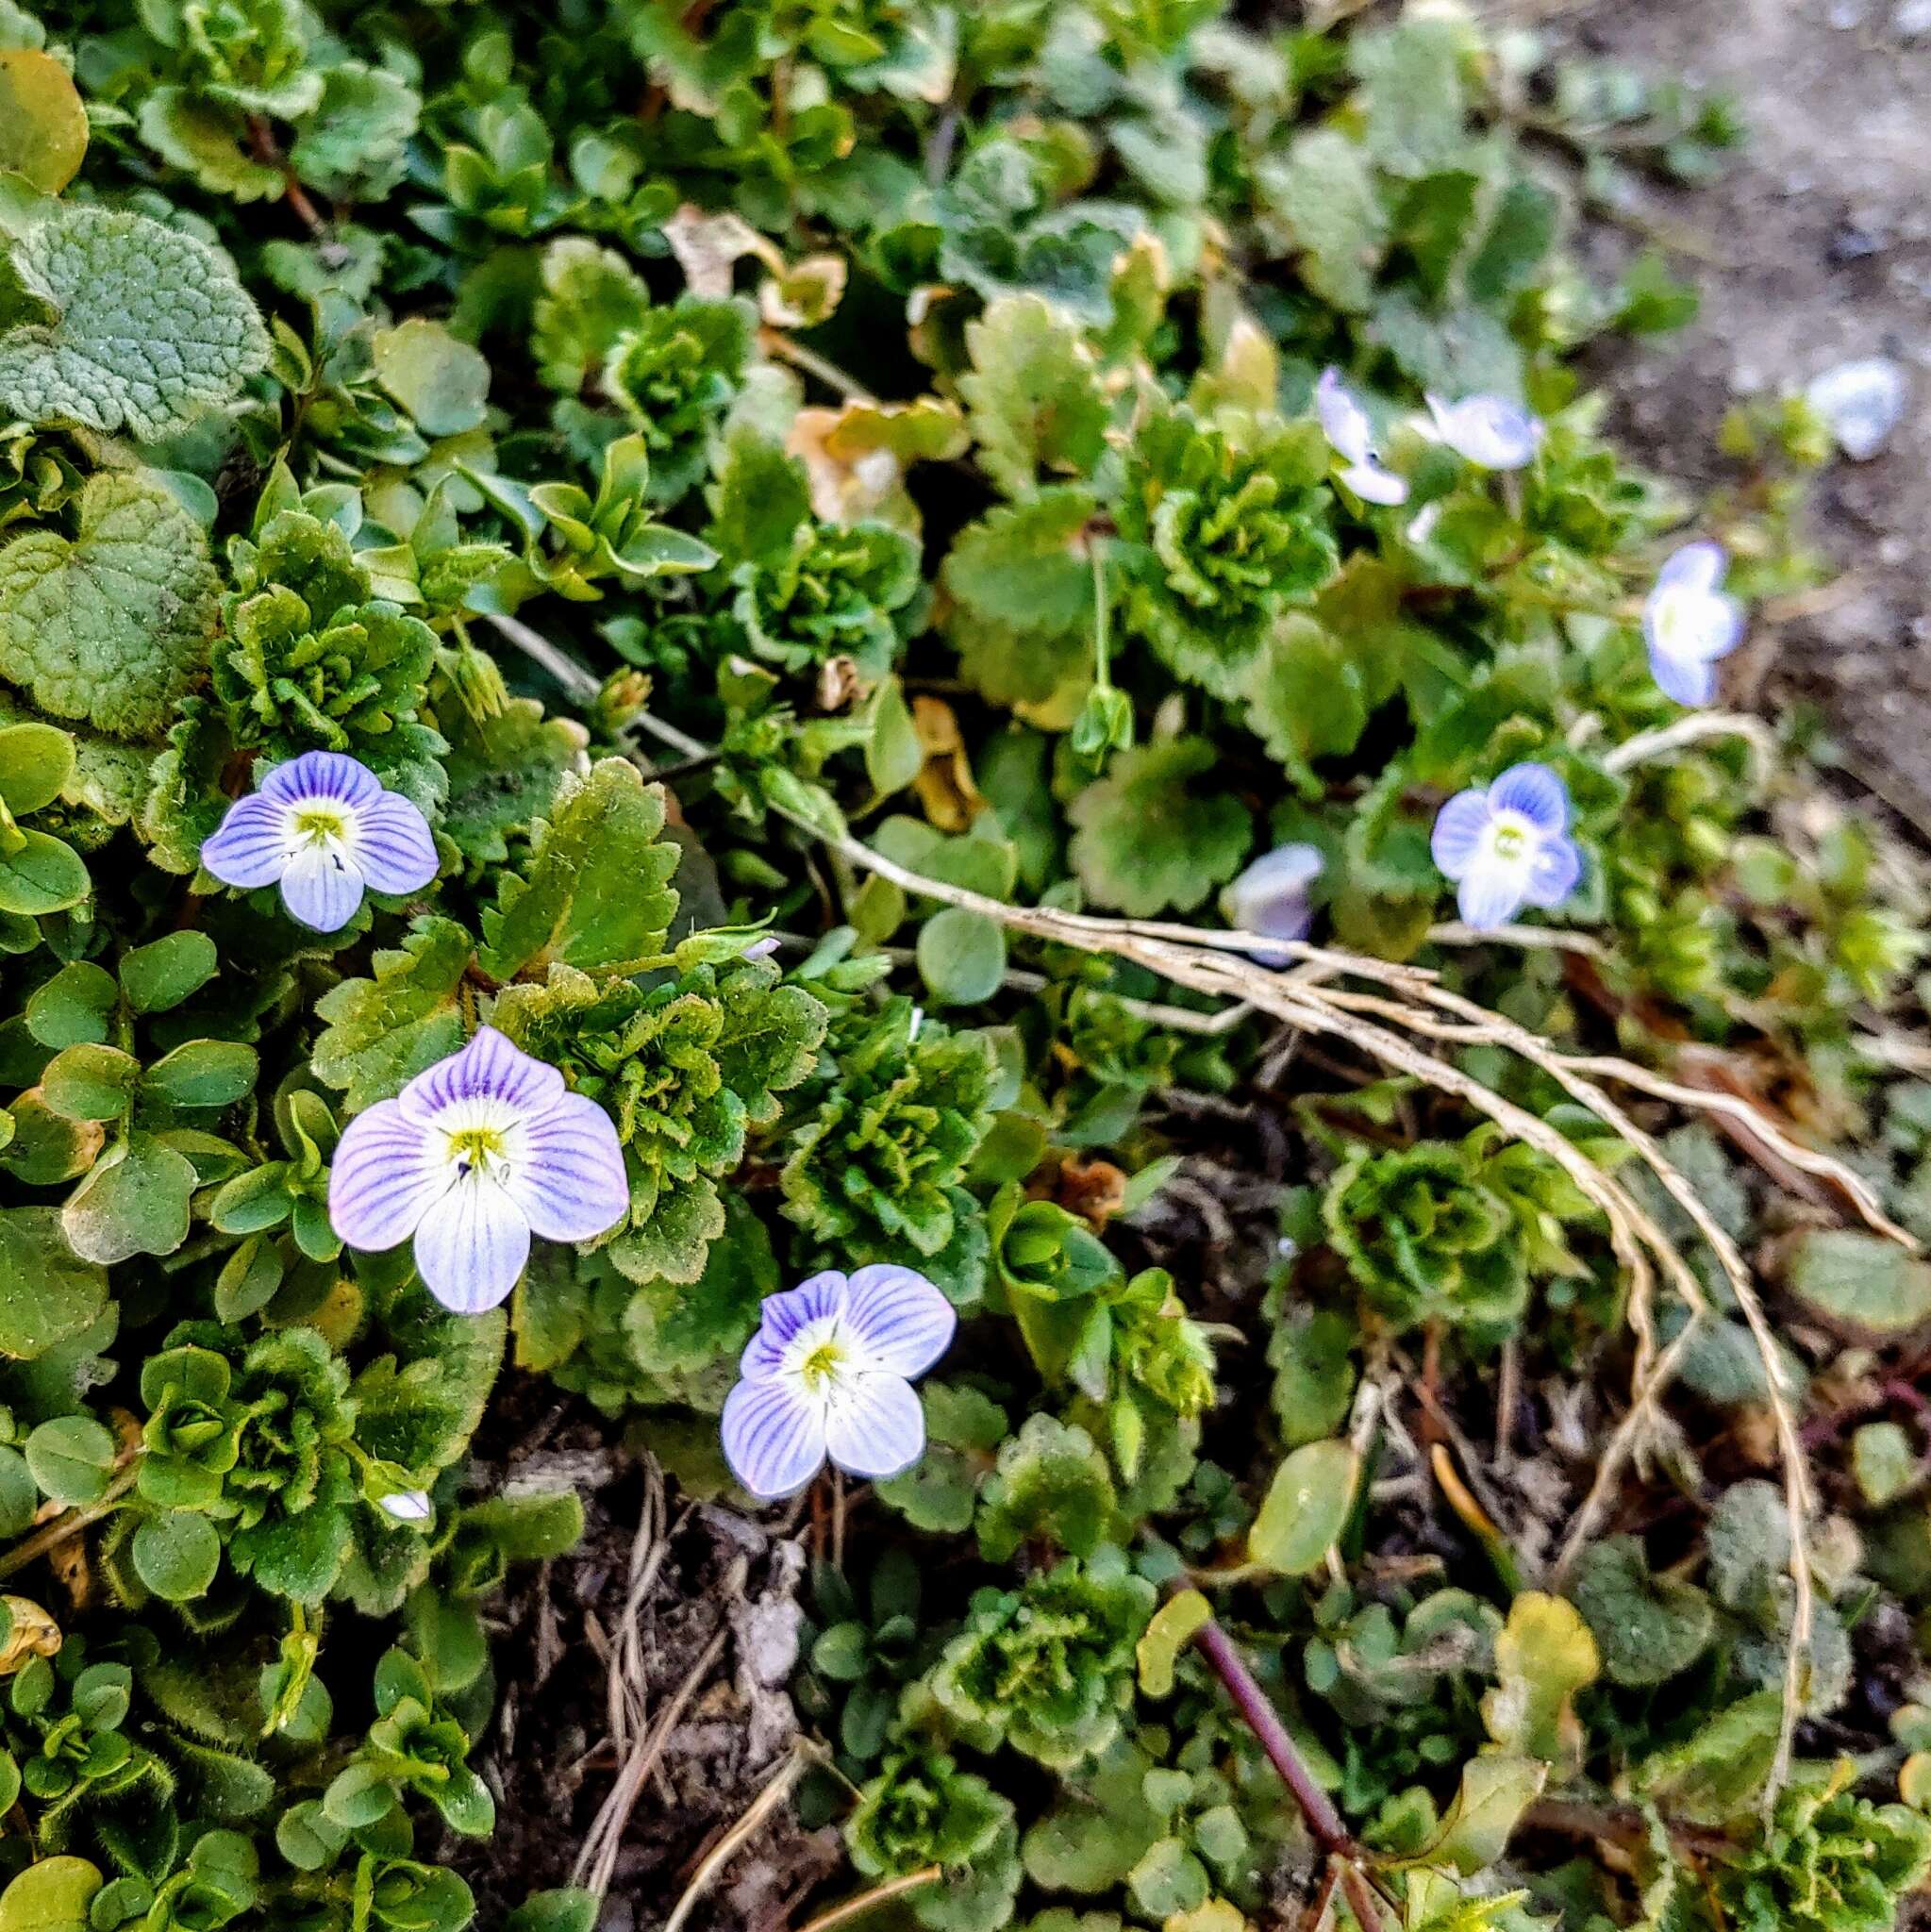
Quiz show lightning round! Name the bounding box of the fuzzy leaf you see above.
[960,295,1110,499]
[0,204,268,440]
[311,916,473,1112]
[478,759,679,981]
[1068,738,1251,918]
[0,472,219,740]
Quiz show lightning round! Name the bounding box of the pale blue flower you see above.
[328,1026,628,1314]
[201,750,438,933]
[1643,541,1746,707]
[1425,391,1542,471]
[1431,762,1582,931]
[1315,368,1408,505]
[1223,841,1324,960]
[721,1266,956,1500]
[376,1490,433,1524]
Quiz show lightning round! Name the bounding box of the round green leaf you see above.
[0,721,75,817]
[0,828,89,916]
[118,930,218,1014]
[1248,1438,1357,1575]
[60,1130,196,1263]
[39,1042,139,1123]
[916,906,1007,1007]
[132,1511,221,1601]
[0,1854,103,1932]
[0,1207,107,1359]
[373,319,491,438]
[24,961,115,1050]
[0,50,89,194]
[24,1414,116,1507]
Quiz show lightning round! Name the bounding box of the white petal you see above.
[1456,845,1530,930]
[1428,393,1541,470]
[378,1491,433,1524]
[352,792,440,897]
[329,1097,447,1252]
[1656,541,1727,595]
[505,1092,629,1242]
[722,1374,828,1499]
[823,1372,925,1483]
[1315,368,1374,466]
[842,1265,957,1378]
[261,750,382,810]
[200,792,292,890]
[1645,582,1744,669]
[1649,641,1719,708]
[411,1174,531,1313]
[280,842,366,932]
[1806,356,1907,461]
[741,1273,849,1379]
[1338,458,1409,506]
[1225,842,1323,943]
[1429,790,1491,880]
[401,1025,566,1126]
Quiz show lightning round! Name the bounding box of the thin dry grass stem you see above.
[659,1738,813,1932]
[1426,919,1607,958]
[1601,710,1777,777]
[793,1866,944,1932]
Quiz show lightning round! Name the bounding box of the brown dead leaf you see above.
[909,695,985,832]
[0,1595,61,1673]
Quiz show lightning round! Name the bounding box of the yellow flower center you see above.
[293,806,347,846]
[1491,820,1526,861]
[448,1124,506,1177]
[800,1339,846,1391]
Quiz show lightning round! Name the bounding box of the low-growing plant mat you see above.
[3,4,1931,1932]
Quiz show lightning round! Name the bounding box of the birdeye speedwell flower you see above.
[201,749,438,932]
[722,1265,957,1499]
[1315,369,1408,505]
[1223,841,1325,960]
[1643,541,1746,707]
[1431,762,1583,931]
[1425,391,1543,471]
[329,1026,628,1314]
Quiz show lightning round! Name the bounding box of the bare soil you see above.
[1490,0,1931,824]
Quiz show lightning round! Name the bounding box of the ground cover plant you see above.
[0,1,1928,1928]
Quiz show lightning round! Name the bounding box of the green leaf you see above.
[942,488,1098,636]
[288,62,420,200]
[24,1413,116,1506]
[1394,1754,1545,1876]
[0,1856,103,1932]
[1068,738,1252,918]
[141,1038,257,1110]
[975,1413,1117,1562]
[61,1128,196,1262]
[0,827,85,914]
[1261,129,1387,313]
[0,719,74,814]
[1480,1591,1598,1775]
[374,318,491,438]
[119,930,219,1013]
[1785,1228,1931,1336]
[478,759,680,981]
[1351,14,1473,177]
[1570,1536,1715,1687]
[917,907,1007,1008]
[1136,1589,1210,1698]
[0,471,220,741]
[0,1207,106,1359]
[0,203,268,441]
[1248,1439,1357,1575]
[132,1510,222,1601]
[0,49,88,193]
[24,960,115,1048]
[311,916,473,1112]
[1240,615,1368,791]
[40,1042,139,1122]
[960,294,1110,498]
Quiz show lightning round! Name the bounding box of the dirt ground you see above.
[1489,0,1931,826]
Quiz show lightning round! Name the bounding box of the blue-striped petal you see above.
[842,1265,956,1378]
[506,1092,628,1242]
[329,1096,446,1251]
[722,1374,828,1499]
[1524,834,1583,909]
[400,1025,565,1124]
[279,843,366,932]
[1488,762,1570,833]
[824,1372,925,1483]
[200,791,291,890]
[411,1174,531,1312]
[1430,789,1491,880]
[261,749,382,809]
[353,791,440,897]
[1457,845,1531,930]
[741,1272,849,1379]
